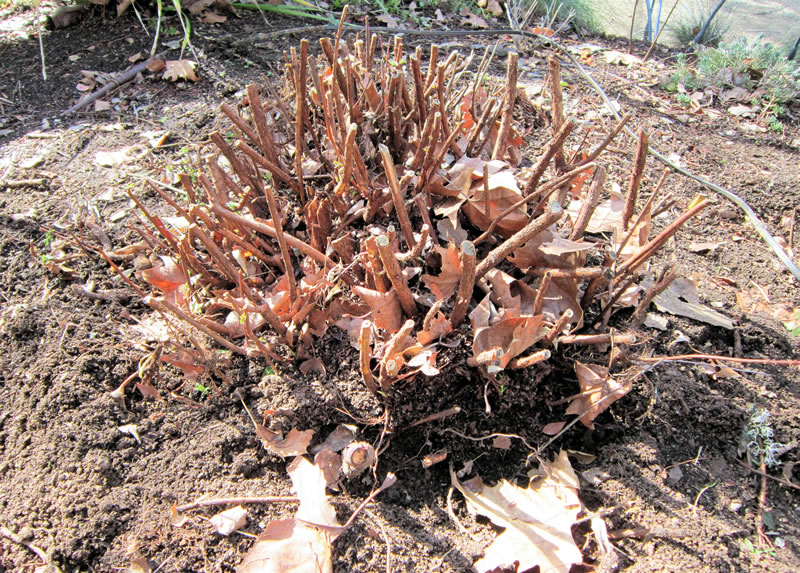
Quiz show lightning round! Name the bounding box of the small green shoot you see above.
[264,366,275,376]
[739,407,786,468]
[194,382,209,397]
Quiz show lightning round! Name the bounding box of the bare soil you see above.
[1,3,799,572]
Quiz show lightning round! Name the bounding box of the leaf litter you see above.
[452,450,583,573]
[76,18,746,571]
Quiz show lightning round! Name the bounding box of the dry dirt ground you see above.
[1,3,799,572]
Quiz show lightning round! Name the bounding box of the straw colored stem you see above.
[618,200,708,276]
[379,144,416,249]
[508,349,551,369]
[547,56,567,171]
[523,119,575,196]
[220,103,260,146]
[294,39,309,205]
[263,183,297,301]
[569,114,631,169]
[210,204,335,270]
[623,128,649,231]
[558,332,638,346]
[475,202,564,281]
[569,165,606,241]
[146,296,252,357]
[245,85,279,166]
[631,267,677,326]
[532,271,553,316]
[376,234,416,316]
[451,240,477,328]
[359,321,377,394]
[542,309,574,347]
[491,51,518,161]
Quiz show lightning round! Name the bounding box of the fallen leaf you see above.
[470,294,547,371]
[118,424,141,444]
[94,148,130,167]
[257,426,315,459]
[314,449,343,488]
[566,362,632,429]
[352,286,404,333]
[603,50,642,66]
[461,12,489,29]
[649,277,735,329]
[376,13,399,27]
[451,451,582,573]
[422,243,462,301]
[201,10,228,23]
[160,348,206,381]
[170,504,188,527]
[417,310,453,345]
[238,518,333,573]
[163,60,198,82]
[311,424,357,454]
[542,421,566,435]
[210,505,248,536]
[728,104,756,117]
[486,0,503,17]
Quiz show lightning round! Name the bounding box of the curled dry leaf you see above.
[160,348,206,382]
[566,362,632,429]
[417,310,452,346]
[421,243,462,301]
[352,286,404,333]
[470,294,547,371]
[314,449,343,489]
[451,450,583,573]
[139,256,187,305]
[256,426,315,459]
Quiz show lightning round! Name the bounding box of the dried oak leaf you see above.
[256,426,315,459]
[508,227,593,271]
[238,457,342,573]
[139,256,187,305]
[422,243,462,301]
[566,362,632,429]
[470,294,546,370]
[463,169,528,236]
[163,60,198,82]
[451,450,583,573]
[160,348,206,381]
[352,285,404,333]
[417,310,452,345]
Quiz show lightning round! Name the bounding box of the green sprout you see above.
[194,382,209,397]
[739,407,785,468]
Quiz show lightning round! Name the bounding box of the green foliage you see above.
[696,37,800,105]
[513,0,598,33]
[670,1,729,47]
[739,407,785,468]
[663,39,800,108]
[661,53,701,92]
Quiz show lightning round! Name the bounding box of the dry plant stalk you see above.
[112,25,709,400]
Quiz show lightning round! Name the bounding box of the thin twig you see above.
[0,525,62,572]
[177,496,299,513]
